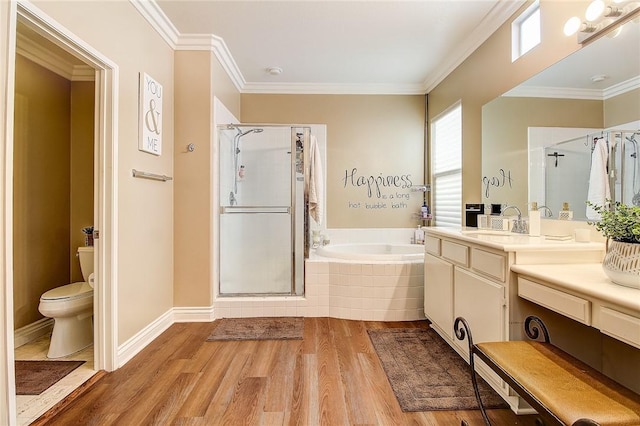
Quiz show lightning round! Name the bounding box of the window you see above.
[512,2,540,61]
[431,103,461,227]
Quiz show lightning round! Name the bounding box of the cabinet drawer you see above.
[441,240,468,267]
[424,236,441,256]
[471,248,506,282]
[599,307,640,350]
[518,277,591,325]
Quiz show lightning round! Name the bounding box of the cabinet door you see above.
[424,254,454,339]
[453,267,506,355]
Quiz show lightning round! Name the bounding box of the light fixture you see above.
[586,0,606,21]
[266,67,283,76]
[590,74,608,83]
[564,16,582,35]
[564,0,640,44]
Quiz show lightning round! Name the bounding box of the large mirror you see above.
[482,19,640,220]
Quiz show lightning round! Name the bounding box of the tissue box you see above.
[477,215,490,229]
[490,216,512,231]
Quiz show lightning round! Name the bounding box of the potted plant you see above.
[586,201,640,289]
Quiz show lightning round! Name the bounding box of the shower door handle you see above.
[220,206,290,214]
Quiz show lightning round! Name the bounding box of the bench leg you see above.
[524,316,550,343]
[454,317,491,426]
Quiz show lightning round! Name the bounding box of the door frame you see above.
[2,1,118,422]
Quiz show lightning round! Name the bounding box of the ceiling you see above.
[155,0,524,94]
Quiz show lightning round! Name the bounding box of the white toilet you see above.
[39,246,94,358]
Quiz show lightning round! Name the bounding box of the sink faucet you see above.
[538,205,553,218]
[501,205,527,234]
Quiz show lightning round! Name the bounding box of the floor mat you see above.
[15,360,85,395]
[207,317,304,341]
[367,327,508,412]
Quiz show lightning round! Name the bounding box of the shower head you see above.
[238,128,263,137]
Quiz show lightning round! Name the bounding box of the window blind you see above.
[432,104,462,227]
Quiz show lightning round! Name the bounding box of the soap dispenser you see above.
[558,202,573,220]
[414,225,425,244]
[528,202,541,236]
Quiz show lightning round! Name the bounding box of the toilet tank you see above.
[77,246,94,282]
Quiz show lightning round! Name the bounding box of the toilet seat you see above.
[41,282,93,301]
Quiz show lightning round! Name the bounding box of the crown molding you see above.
[503,75,640,100]
[134,0,524,95]
[17,32,94,81]
[422,0,526,93]
[129,0,179,48]
[604,75,640,100]
[241,82,427,95]
[175,34,245,92]
[502,85,603,100]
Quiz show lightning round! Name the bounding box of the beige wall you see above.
[241,94,426,228]
[70,81,95,283]
[481,97,603,210]
[13,56,71,329]
[428,1,589,216]
[32,0,175,344]
[174,50,240,307]
[13,59,94,329]
[604,87,640,128]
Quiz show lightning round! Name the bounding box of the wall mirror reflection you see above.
[482,18,639,221]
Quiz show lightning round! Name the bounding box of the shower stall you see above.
[218,124,309,296]
[539,129,640,220]
[611,131,640,207]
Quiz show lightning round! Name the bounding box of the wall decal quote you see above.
[482,168,513,198]
[342,168,413,210]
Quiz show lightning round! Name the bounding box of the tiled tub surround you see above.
[305,257,425,321]
[213,228,424,320]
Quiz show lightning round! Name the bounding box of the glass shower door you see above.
[219,126,293,295]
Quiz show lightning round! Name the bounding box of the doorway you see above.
[3,2,117,423]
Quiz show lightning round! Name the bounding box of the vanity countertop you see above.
[511,263,640,314]
[425,226,606,252]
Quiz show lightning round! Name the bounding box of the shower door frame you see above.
[217,124,310,297]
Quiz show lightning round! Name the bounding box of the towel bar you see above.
[132,169,173,182]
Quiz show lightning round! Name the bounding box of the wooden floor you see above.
[36,318,539,425]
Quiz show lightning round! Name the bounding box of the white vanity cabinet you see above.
[452,268,506,353]
[423,227,607,412]
[424,235,509,347]
[424,233,511,395]
[424,253,454,339]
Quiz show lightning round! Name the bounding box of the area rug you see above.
[15,360,85,395]
[207,317,304,341]
[367,327,508,412]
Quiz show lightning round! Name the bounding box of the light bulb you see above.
[564,16,582,35]
[586,0,606,21]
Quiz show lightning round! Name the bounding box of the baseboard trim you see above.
[116,308,173,368]
[14,318,54,348]
[173,306,216,323]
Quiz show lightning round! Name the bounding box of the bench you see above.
[454,315,640,426]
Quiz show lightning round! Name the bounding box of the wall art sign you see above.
[342,167,413,210]
[139,72,163,156]
[482,168,513,198]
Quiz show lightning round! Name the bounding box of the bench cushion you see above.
[475,341,640,425]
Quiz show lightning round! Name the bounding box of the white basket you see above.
[602,240,640,289]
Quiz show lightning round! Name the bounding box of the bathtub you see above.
[306,243,425,322]
[315,243,423,261]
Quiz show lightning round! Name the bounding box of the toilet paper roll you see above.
[88,273,95,288]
